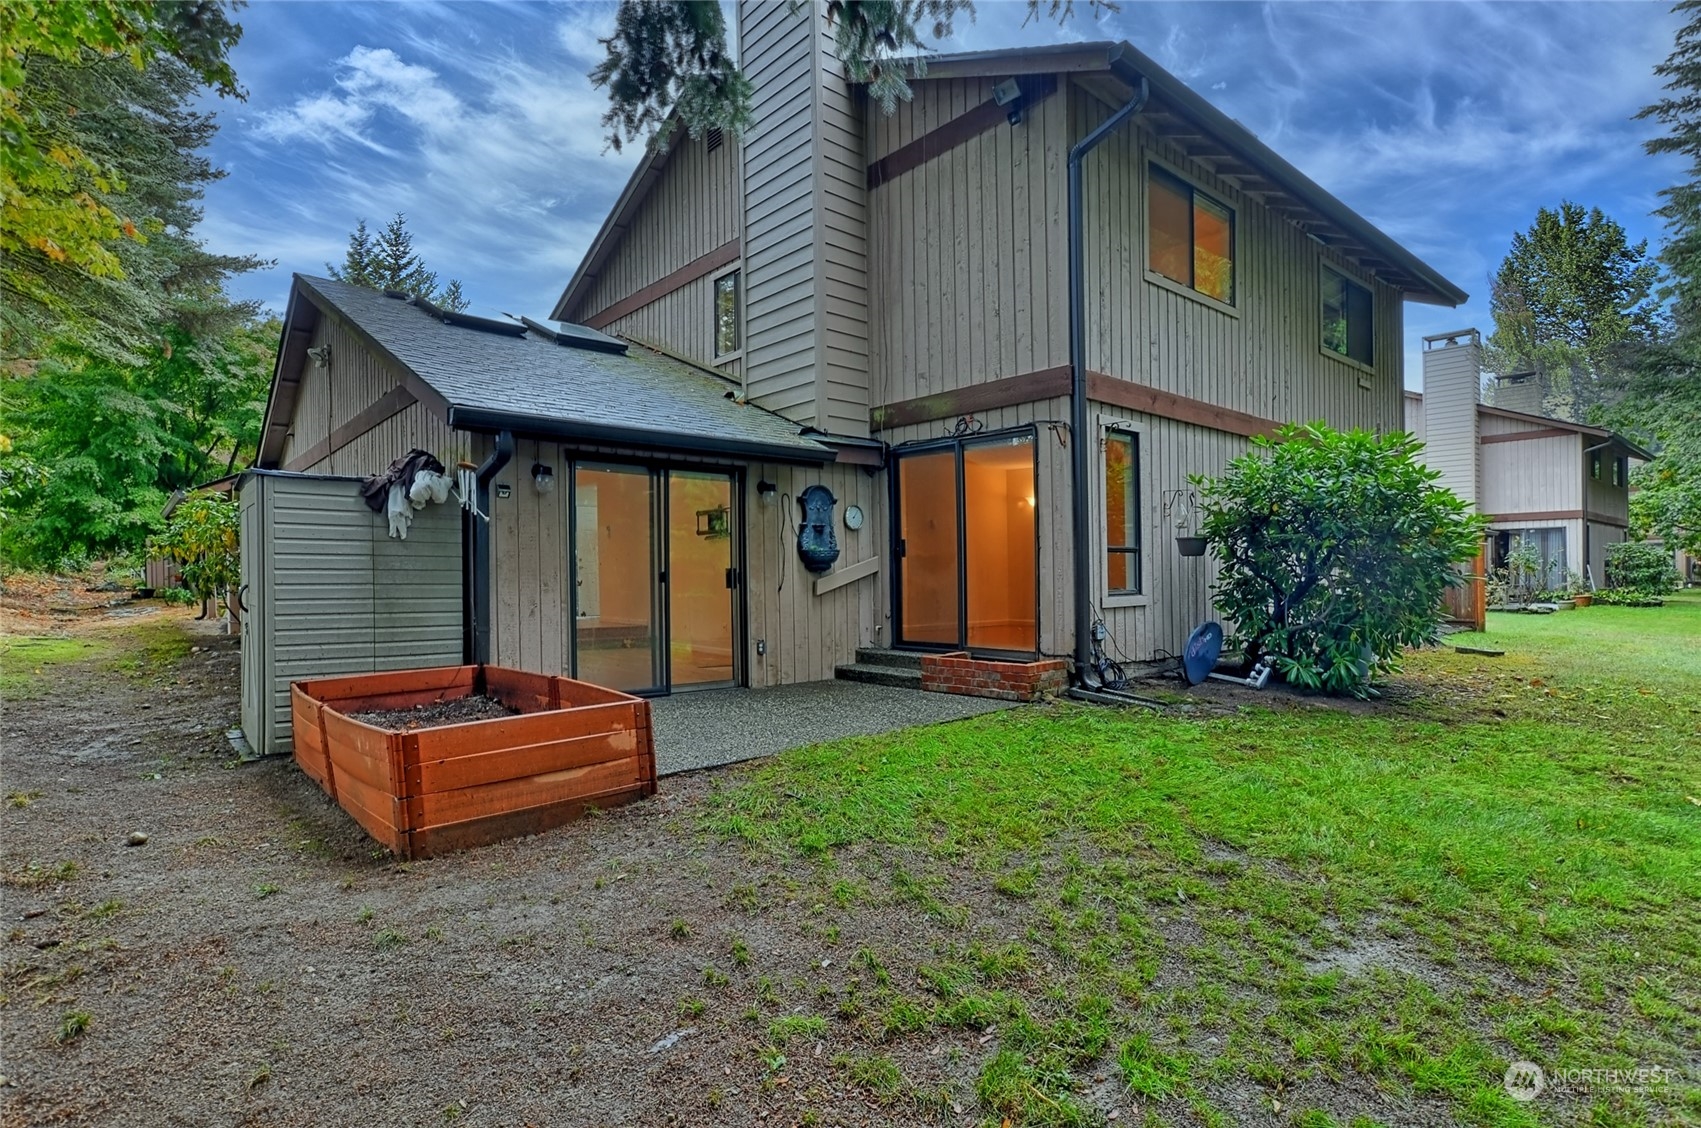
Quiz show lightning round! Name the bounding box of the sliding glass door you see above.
[570,464,740,693]
[894,431,1038,655]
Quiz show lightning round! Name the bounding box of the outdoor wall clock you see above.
[843,504,865,531]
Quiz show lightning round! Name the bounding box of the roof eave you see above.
[1098,42,1467,307]
[447,405,835,465]
[551,121,678,322]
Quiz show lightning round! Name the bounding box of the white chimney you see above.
[1420,329,1481,506]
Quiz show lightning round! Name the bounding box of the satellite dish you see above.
[1182,622,1224,686]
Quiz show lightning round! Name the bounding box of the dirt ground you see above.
[1,607,1060,1128]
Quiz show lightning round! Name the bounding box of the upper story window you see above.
[1591,451,1603,481]
[714,270,740,358]
[1148,164,1234,305]
[1612,455,1626,486]
[1321,266,1374,367]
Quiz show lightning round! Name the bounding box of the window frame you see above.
[712,266,742,363]
[1319,262,1376,376]
[1099,418,1149,607]
[1590,451,1602,481]
[1611,455,1625,487]
[1143,157,1239,316]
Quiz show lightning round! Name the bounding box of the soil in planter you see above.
[348,694,519,730]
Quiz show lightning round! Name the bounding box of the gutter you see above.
[470,431,514,665]
[1582,438,1612,590]
[1068,62,1149,683]
[447,406,835,465]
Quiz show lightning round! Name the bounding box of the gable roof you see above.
[554,39,1466,320]
[1477,403,1653,461]
[920,41,1465,306]
[258,275,833,467]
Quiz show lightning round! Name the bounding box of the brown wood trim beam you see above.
[1488,510,1583,523]
[581,239,740,330]
[1086,373,1282,439]
[870,366,1072,430]
[867,75,1057,190]
[1480,427,1576,444]
[871,367,1282,441]
[1586,513,1630,529]
[284,384,417,472]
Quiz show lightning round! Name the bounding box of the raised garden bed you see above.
[290,665,656,859]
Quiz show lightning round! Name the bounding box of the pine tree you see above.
[328,213,466,310]
[327,218,380,288]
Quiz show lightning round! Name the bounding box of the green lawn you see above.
[707,593,1701,1126]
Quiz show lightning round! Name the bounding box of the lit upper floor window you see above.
[1321,266,1374,367]
[1148,164,1234,304]
[714,270,740,358]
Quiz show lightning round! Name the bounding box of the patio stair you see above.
[834,648,925,689]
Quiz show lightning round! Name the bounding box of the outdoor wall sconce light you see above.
[757,480,777,505]
[306,344,331,368]
[532,463,555,494]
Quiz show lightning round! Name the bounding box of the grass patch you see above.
[0,636,108,697]
[705,592,1701,1124]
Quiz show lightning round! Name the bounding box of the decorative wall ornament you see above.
[797,485,841,573]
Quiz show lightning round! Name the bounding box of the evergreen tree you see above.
[1624,0,1701,554]
[1,14,264,363]
[328,213,467,311]
[593,0,1108,150]
[1485,203,1657,420]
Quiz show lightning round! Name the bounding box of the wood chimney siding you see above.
[1420,335,1482,506]
[738,0,870,437]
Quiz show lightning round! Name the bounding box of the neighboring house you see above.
[255,6,1467,696]
[1406,331,1651,588]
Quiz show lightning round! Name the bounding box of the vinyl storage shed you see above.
[238,470,463,758]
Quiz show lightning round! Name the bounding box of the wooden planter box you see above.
[290,665,656,859]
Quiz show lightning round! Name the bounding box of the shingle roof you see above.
[294,274,832,463]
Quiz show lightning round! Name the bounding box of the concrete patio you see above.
[647,680,1019,776]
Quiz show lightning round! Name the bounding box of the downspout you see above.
[1582,438,1611,589]
[1068,66,1149,682]
[471,430,515,665]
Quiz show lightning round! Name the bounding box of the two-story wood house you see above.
[256,5,1467,696]
[1405,331,1650,589]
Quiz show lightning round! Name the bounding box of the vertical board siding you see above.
[1074,86,1403,435]
[1419,339,1482,506]
[567,127,743,372]
[278,313,462,475]
[1480,435,1581,515]
[241,474,463,757]
[739,0,871,437]
[741,1,818,425]
[865,79,1069,407]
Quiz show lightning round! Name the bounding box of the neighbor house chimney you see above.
[1420,329,1482,507]
[1492,370,1544,417]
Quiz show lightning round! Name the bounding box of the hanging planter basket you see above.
[1176,535,1208,557]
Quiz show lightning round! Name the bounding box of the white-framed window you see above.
[1103,425,1143,598]
[1321,264,1374,368]
[1147,162,1235,306]
[713,268,740,359]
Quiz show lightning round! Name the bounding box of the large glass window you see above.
[1105,431,1141,595]
[1321,266,1374,366]
[1148,165,1234,304]
[714,270,740,357]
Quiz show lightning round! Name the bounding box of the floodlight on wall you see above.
[532,462,555,494]
[306,345,331,368]
[993,78,1024,124]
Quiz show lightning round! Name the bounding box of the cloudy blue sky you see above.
[198,1,1686,386]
